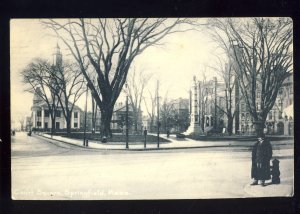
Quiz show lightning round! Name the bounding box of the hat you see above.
[257,133,265,139]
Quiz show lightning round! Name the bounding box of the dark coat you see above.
[251,139,273,180]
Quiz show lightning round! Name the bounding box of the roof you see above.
[32,99,82,112]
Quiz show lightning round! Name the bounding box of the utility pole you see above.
[157,80,160,148]
[83,86,88,146]
[214,77,217,132]
[198,81,201,127]
[126,83,129,149]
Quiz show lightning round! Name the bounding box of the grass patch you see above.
[47,132,170,144]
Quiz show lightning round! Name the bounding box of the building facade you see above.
[31,45,83,131]
[31,87,82,131]
[189,73,293,136]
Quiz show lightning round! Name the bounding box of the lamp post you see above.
[83,85,88,146]
[214,77,217,132]
[157,80,160,148]
[125,83,129,149]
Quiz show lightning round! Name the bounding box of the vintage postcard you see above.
[10,18,294,200]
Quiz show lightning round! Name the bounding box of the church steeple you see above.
[33,87,43,105]
[53,43,62,67]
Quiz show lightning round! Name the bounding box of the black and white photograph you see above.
[10,18,294,200]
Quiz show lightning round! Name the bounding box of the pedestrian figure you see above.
[251,134,273,186]
[167,130,170,138]
[143,128,147,148]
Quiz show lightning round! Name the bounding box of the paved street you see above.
[11,132,294,200]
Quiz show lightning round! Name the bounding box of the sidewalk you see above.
[39,133,292,151]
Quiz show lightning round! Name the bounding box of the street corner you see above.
[243,182,293,197]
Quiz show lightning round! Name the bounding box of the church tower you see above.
[53,43,62,67]
[32,87,43,105]
[51,43,64,87]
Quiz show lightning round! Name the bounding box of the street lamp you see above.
[83,85,88,146]
[157,80,160,148]
[214,77,217,132]
[125,82,129,149]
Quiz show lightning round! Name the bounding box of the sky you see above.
[10,18,221,128]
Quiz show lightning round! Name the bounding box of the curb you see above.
[36,134,257,152]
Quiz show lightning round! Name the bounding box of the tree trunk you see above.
[253,113,267,136]
[134,110,138,133]
[100,107,113,138]
[227,116,234,136]
[66,116,71,136]
[92,119,96,134]
[150,118,154,132]
[92,99,97,134]
[51,114,56,135]
[92,107,96,134]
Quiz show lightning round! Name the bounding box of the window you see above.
[37,121,41,127]
[241,103,245,112]
[241,113,245,120]
[269,111,273,120]
[256,103,260,111]
[37,111,41,117]
[74,123,78,128]
[74,112,78,119]
[246,113,250,121]
[279,100,283,110]
[257,91,261,99]
[56,110,61,117]
[44,110,49,117]
[206,117,209,126]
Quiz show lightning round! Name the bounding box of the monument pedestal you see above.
[184,122,204,136]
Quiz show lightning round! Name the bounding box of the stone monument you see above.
[184,76,204,136]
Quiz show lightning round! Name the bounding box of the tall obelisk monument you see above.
[184,76,203,135]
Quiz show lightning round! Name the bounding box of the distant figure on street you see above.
[167,130,170,138]
[251,134,273,186]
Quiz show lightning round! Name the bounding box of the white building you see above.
[31,44,82,131]
[31,87,82,130]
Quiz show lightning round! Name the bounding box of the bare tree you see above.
[209,56,240,135]
[21,58,60,134]
[143,88,157,132]
[91,93,98,134]
[18,117,25,131]
[208,18,293,135]
[125,67,152,133]
[42,18,196,137]
[159,92,175,133]
[51,61,86,135]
